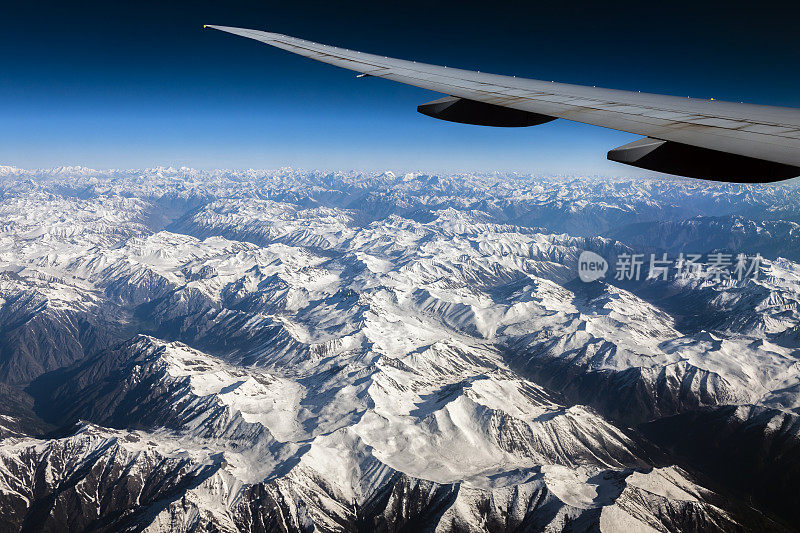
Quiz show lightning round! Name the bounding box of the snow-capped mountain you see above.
[0,168,797,531]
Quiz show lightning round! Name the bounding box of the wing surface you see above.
[206,25,800,177]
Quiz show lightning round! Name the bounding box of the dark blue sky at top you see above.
[1,0,798,174]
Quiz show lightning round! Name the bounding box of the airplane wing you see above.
[205,25,800,182]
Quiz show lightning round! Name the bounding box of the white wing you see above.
[207,25,800,182]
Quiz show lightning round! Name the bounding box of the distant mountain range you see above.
[0,168,797,531]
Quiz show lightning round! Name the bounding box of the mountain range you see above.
[0,166,798,531]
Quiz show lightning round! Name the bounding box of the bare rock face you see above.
[0,425,223,532]
[0,168,797,531]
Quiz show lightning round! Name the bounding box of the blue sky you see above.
[1,1,798,174]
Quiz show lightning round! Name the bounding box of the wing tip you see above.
[203,24,231,32]
[202,24,264,37]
